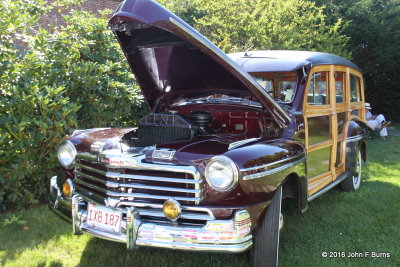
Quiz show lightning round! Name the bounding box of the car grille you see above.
[73,154,212,226]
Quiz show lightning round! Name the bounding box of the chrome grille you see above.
[74,153,210,225]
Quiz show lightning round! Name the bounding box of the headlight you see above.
[205,156,239,192]
[57,140,77,168]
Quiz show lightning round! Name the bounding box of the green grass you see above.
[1,134,400,267]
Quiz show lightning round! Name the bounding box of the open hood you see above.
[109,0,290,126]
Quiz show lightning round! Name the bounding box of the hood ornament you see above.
[152,149,176,160]
[91,141,105,153]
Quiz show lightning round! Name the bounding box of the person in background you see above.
[365,103,391,139]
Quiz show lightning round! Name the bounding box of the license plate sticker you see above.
[87,203,122,233]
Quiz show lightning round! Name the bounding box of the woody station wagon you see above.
[48,0,368,266]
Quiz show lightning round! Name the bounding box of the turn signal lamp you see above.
[163,198,181,221]
[62,179,74,198]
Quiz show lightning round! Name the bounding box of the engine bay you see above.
[121,102,281,148]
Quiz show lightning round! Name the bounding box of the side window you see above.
[350,74,361,102]
[307,72,330,105]
[335,72,346,103]
[279,81,296,102]
[254,76,273,92]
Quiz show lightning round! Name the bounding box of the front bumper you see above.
[49,176,252,252]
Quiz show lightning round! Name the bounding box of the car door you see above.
[304,65,338,196]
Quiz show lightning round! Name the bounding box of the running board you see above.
[307,172,349,202]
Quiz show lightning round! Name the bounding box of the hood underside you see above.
[109,0,290,126]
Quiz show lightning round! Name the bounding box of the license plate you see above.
[87,203,122,233]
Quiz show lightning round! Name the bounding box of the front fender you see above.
[347,120,368,138]
[200,139,305,206]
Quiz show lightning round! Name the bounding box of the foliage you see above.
[312,0,400,120]
[0,0,144,211]
[32,10,145,129]
[158,0,350,57]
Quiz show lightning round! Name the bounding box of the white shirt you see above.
[366,111,373,120]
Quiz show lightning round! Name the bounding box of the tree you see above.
[313,0,400,119]
[158,0,350,57]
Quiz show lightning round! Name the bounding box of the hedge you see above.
[0,0,145,211]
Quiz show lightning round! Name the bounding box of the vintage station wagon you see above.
[49,0,368,266]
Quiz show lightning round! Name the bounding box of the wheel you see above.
[251,187,282,267]
[341,148,362,191]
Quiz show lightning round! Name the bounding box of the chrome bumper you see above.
[49,176,253,253]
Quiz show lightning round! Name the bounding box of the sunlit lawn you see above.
[1,130,399,266]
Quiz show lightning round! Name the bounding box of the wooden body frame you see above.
[303,65,365,196]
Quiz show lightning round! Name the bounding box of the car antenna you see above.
[244,45,254,57]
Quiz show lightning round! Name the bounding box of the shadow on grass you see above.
[0,206,70,265]
[279,169,400,266]
[78,237,249,267]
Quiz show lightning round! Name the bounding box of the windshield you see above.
[252,71,297,102]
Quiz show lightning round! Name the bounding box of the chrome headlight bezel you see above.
[57,140,77,169]
[205,156,239,192]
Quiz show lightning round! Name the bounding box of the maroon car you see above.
[49,0,367,266]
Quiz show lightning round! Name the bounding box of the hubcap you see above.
[352,151,362,189]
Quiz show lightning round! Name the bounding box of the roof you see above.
[228,50,361,72]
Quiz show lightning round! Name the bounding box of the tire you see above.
[251,187,282,267]
[341,148,362,191]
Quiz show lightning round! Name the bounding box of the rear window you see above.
[350,74,361,102]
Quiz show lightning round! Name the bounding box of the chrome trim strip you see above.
[307,172,348,202]
[117,201,163,209]
[75,184,105,199]
[75,178,107,193]
[106,191,201,202]
[241,153,305,172]
[77,153,200,180]
[106,172,200,184]
[134,208,214,221]
[169,17,291,123]
[346,135,364,143]
[116,201,216,220]
[76,152,97,161]
[243,157,305,180]
[75,182,200,203]
[106,181,200,194]
[75,163,106,175]
[74,170,106,184]
[136,239,252,253]
[228,138,260,150]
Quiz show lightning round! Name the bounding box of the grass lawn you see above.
[1,133,399,266]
